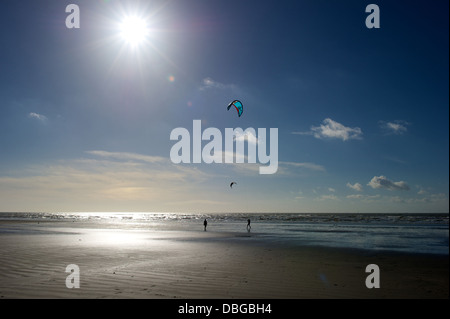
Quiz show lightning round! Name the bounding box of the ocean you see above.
[0,212,448,255]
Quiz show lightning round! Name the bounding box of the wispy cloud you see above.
[294,190,304,200]
[28,112,47,122]
[229,161,325,176]
[0,150,214,211]
[293,118,362,141]
[384,156,407,165]
[346,194,380,201]
[388,193,449,204]
[280,161,326,172]
[85,150,166,164]
[199,77,236,91]
[368,175,410,191]
[379,120,410,135]
[316,194,339,201]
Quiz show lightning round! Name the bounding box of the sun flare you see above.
[119,16,150,47]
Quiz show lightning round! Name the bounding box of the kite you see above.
[230,182,237,188]
[227,100,243,117]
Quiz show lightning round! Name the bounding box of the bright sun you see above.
[119,16,150,47]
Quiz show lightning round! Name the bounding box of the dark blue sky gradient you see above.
[0,0,448,212]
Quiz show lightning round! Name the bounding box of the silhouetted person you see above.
[204,219,207,231]
[247,219,251,232]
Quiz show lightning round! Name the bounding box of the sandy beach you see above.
[0,219,448,299]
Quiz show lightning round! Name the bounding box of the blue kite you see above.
[227,100,243,117]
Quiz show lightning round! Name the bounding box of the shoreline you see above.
[1,218,448,257]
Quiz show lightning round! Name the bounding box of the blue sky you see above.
[0,0,448,213]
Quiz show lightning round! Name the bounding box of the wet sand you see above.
[0,220,448,299]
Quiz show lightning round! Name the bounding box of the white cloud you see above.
[201,77,217,89]
[293,118,362,141]
[346,182,363,192]
[379,120,410,135]
[368,175,410,191]
[28,112,47,122]
[417,188,427,195]
[233,129,259,145]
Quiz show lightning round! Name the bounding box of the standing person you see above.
[204,219,208,231]
[247,219,251,232]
